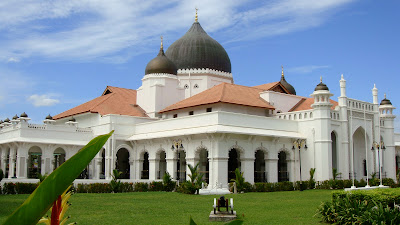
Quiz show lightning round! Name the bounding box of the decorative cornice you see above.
[177,68,232,78]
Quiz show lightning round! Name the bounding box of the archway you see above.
[28,146,42,178]
[228,148,241,183]
[158,150,167,179]
[197,148,209,184]
[254,150,266,182]
[353,127,369,180]
[141,152,149,179]
[331,131,338,170]
[116,148,130,179]
[278,151,289,182]
[177,150,186,182]
[53,148,66,170]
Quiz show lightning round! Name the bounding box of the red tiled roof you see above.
[160,83,275,113]
[53,86,148,120]
[289,97,338,112]
[253,82,291,94]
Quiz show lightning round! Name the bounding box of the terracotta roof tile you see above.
[53,86,148,120]
[289,97,338,112]
[160,83,275,113]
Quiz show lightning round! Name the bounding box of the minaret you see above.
[379,94,396,179]
[311,77,334,180]
[338,75,350,179]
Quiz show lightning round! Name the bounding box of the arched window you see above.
[254,150,266,182]
[116,148,130,179]
[228,148,240,183]
[278,151,288,182]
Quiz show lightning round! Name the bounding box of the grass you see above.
[0,189,333,224]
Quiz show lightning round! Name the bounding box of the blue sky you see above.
[0,0,399,130]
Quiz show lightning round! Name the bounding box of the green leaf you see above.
[224,219,244,225]
[189,216,197,225]
[3,131,113,225]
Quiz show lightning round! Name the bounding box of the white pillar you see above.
[266,158,278,183]
[213,158,229,188]
[0,148,7,173]
[166,154,177,180]
[186,157,196,181]
[241,158,254,184]
[8,148,16,178]
[149,159,157,180]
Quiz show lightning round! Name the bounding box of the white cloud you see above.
[287,65,331,74]
[28,94,60,107]
[7,57,20,63]
[0,0,356,62]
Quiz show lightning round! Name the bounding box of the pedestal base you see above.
[209,211,237,222]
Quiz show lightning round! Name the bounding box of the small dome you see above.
[46,114,53,120]
[380,94,392,105]
[280,67,296,95]
[315,77,329,91]
[69,117,76,122]
[0,120,3,124]
[145,40,177,75]
[4,118,10,123]
[165,21,231,73]
[12,114,19,120]
[20,112,28,118]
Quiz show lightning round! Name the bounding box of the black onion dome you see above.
[145,48,177,75]
[0,120,3,124]
[46,114,53,120]
[69,117,76,122]
[280,77,296,95]
[165,22,231,73]
[380,97,392,105]
[4,118,10,123]
[315,79,329,91]
[12,114,19,120]
[20,112,28,118]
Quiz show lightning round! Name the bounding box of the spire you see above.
[341,74,344,80]
[384,93,386,99]
[281,65,284,78]
[320,76,322,83]
[160,35,163,50]
[195,7,198,22]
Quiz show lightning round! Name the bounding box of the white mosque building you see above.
[0,14,399,189]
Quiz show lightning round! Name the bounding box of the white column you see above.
[129,159,135,180]
[267,158,278,183]
[94,153,101,179]
[214,158,229,188]
[16,148,28,178]
[104,141,112,180]
[8,148,16,178]
[0,148,7,173]
[149,159,157,180]
[241,158,254,184]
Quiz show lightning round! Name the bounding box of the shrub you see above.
[2,183,17,194]
[76,184,89,193]
[254,183,266,192]
[149,181,163,191]
[358,179,367,187]
[15,182,38,194]
[134,182,149,192]
[176,181,197,194]
[309,168,316,189]
[317,189,400,224]
[119,182,134,192]
[162,172,176,192]
[275,181,294,191]
[382,178,396,188]
[87,183,111,193]
[0,169,3,182]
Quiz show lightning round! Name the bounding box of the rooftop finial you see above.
[160,35,163,50]
[341,74,344,80]
[320,76,322,83]
[384,93,387,99]
[374,83,376,88]
[281,65,284,78]
[195,7,198,22]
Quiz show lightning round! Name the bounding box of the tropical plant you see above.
[187,162,204,194]
[230,168,252,193]
[3,131,113,225]
[37,186,74,225]
[110,169,122,193]
[332,168,341,180]
[309,168,316,189]
[0,168,3,182]
[396,169,400,185]
[37,173,48,183]
[162,172,175,191]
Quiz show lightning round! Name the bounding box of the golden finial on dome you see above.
[384,93,387,99]
[195,7,198,22]
[160,35,163,50]
[281,65,284,78]
[320,76,323,83]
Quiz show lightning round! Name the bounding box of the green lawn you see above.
[0,190,333,224]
